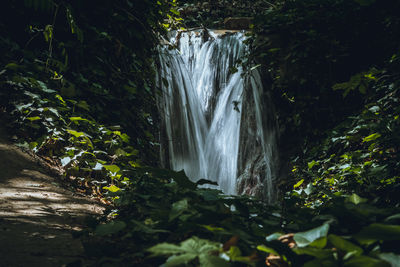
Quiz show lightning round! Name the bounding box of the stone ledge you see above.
[223,17,253,30]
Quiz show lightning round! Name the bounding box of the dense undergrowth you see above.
[0,0,400,266]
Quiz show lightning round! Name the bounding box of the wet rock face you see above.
[237,154,266,196]
[236,76,279,202]
[224,17,253,30]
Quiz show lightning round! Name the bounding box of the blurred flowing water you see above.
[158,30,278,201]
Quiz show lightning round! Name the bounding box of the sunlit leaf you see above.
[363,133,381,142]
[293,179,304,189]
[26,116,41,121]
[257,245,279,255]
[347,193,367,205]
[67,129,85,137]
[103,165,120,174]
[103,184,121,192]
[294,224,329,248]
[69,116,88,121]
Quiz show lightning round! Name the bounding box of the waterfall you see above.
[158,30,278,201]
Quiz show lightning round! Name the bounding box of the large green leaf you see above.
[378,253,400,267]
[328,234,362,256]
[293,247,333,259]
[355,224,400,244]
[294,224,329,248]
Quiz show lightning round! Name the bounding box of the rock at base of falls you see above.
[236,74,278,202]
[237,153,268,197]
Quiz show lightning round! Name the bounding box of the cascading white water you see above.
[158,30,277,200]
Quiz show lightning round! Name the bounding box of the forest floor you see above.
[0,125,105,266]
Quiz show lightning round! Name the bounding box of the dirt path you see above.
[0,127,105,266]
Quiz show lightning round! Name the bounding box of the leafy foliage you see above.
[0,0,183,194]
[1,0,400,266]
[288,71,400,207]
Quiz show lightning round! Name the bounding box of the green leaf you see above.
[355,224,400,244]
[293,179,304,189]
[293,247,333,259]
[148,243,185,256]
[66,129,85,138]
[5,62,21,71]
[181,237,219,254]
[202,225,224,232]
[266,233,283,242]
[344,255,390,267]
[77,101,90,111]
[347,193,367,205]
[172,170,197,190]
[103,165,120,174]
[103,184,121,192]
[95,220,126,236]
[308,160,318,169]
[363,133,381,142]
[37,80,56,93]
[165,254,197,267]
[384,214,400,222]
[328,234,363,256]
[169,199,189,221]
[69,116,88,121]
[199,254,230,267]
[257,245,279,255]
[26,116,41,121]
[294,224,330,248]
[378,253,400,267]
[131,220,169,234]
[170,8,180,16]
[309,237,327,248]
[29,142,38,150]
[148,237,222,266]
